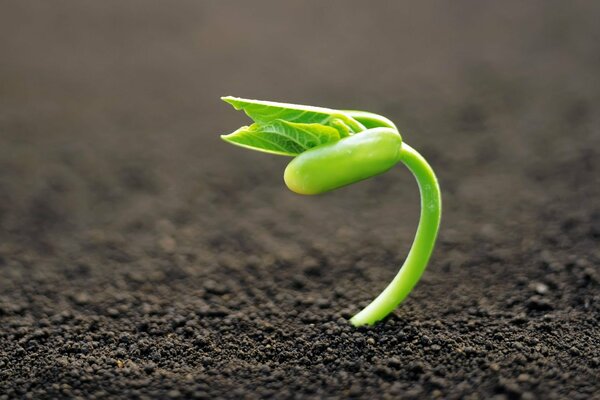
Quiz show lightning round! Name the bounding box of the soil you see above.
[1,2,599,399]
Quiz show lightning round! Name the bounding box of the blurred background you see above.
[0,1,600,244]
[1,1,598,245]
[1,1,599,398]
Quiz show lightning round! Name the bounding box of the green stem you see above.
[350,143,442,326]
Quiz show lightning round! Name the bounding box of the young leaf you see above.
[221,119,341,156]
[222,96,365,135]
[329,118,352,138]
[342,110,398,131]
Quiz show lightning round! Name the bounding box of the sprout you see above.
[220,97,442,326]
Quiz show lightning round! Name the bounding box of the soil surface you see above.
[1,2,599,399]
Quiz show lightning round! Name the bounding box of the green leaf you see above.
[221,119,341,156]
[329,118,351,138]
[222,96,364,136]
[342,110,398,131]
[223,96,334,124]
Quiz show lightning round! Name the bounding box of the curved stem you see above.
[350,143,442,326]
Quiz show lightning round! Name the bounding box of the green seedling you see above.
[220,97,442,326]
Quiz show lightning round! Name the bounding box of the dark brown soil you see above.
[1,2,599,399]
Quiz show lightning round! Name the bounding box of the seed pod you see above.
[284,128,403,195]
